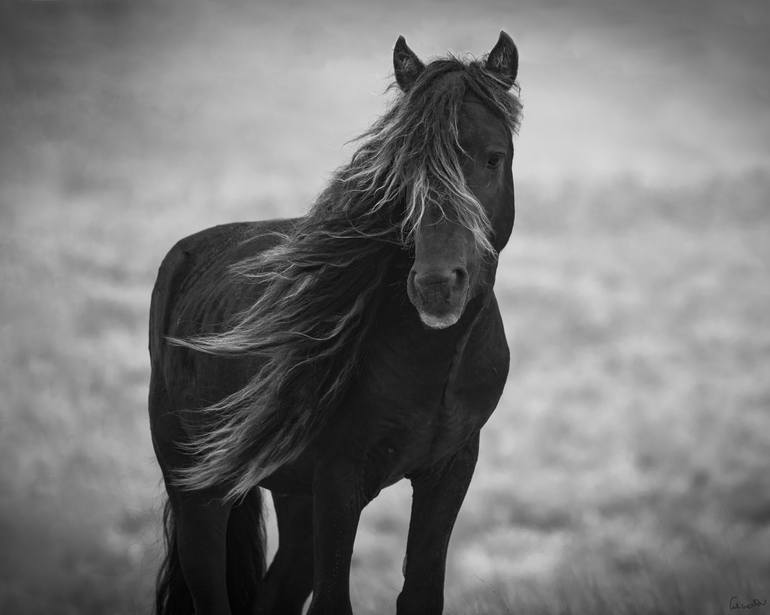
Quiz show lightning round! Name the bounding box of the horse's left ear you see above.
[485,31,518,88]
[393,35,425,92]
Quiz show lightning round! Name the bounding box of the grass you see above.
[2,4,769,614]
[4,168,768,615]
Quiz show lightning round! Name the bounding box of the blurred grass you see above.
[2,2,770,614]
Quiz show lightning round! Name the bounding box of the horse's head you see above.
[394,33,519,329]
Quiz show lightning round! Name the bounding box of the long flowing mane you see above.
[171,55,522,500]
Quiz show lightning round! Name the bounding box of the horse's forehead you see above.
[457,98,508,149]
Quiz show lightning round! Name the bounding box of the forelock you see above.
[327,55,522,254]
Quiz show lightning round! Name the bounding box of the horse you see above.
[148,31,522,615]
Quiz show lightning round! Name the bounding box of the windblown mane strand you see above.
[169,55,522,501]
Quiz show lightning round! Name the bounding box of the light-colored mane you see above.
[171,56,523,501]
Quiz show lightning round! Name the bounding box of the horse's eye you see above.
[486,153,504,169]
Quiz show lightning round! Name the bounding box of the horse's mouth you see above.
[417,307,464,329]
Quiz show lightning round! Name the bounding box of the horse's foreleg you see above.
[174,491,234,615]
[397,434,480,615]
[306,461,367,615]
[255,492,314,615]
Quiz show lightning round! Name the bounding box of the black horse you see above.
[149,32,522,615]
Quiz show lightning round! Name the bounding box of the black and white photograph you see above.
[1,1,768,614]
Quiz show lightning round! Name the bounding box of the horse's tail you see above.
[155,489,267,615]
[155,498,192,615]
[225,488,268,613]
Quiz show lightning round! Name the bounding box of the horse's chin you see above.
[417,308,463,330]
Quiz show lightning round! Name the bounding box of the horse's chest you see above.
[346,341,507,480]
[406,364,504,462]
[309,297,510,487]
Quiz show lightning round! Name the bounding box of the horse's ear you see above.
[485,31,518,88]
[393,35,425,92]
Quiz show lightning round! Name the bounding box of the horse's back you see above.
[148,218,299,463]
[150,218,297,357]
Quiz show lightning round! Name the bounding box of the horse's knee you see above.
[397,587,444,615]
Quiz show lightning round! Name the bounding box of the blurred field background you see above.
[1,1,769,613]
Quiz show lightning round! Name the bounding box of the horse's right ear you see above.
[485,31,518,89]
[393,35,425,92]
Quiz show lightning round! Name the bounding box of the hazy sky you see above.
[2,0,769,195]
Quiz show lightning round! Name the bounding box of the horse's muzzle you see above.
[407,267,469,329]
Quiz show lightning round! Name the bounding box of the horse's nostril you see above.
[415,272,450,289]
[452,268,467,287]
[412,268,468,298]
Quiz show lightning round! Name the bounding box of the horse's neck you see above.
[359,288,490,407]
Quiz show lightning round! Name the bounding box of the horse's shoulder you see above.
[466,294,509,364]
[447,294,509,414]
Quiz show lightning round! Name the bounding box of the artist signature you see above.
[730,596,768,610]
